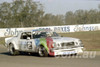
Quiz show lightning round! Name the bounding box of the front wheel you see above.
[9,43,19,56]
[38,46,48,57]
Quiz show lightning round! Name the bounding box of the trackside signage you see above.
[0,24,100,37]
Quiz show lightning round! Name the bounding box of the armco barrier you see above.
[0,24,100,37]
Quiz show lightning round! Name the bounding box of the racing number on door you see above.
[21,41,32,50]
[27,41,32,49]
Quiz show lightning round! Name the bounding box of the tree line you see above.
[0,0,100,28]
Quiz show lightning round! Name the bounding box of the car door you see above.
[19,32,35,52]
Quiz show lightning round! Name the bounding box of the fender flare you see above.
[9,41,19,50]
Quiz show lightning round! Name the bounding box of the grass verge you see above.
[0,37,5,45]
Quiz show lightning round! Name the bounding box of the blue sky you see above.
[0,0,100,15]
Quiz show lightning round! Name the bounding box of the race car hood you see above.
[51,37,79,43]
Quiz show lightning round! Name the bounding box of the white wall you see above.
[0,24,100,37]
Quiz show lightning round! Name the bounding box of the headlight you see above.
[79,40,84,47]
[75,40,84,47]
[52,42,61,48]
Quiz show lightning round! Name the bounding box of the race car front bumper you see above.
[49,47,84,56]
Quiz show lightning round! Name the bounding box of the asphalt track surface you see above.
[0,45,100,67]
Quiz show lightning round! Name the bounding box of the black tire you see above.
[38,45,48,57]
[9,43,19,56]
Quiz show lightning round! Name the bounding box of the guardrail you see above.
[0,24,100,37]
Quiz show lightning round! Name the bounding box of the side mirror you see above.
[27,37,30,40]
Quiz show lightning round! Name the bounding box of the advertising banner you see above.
[0,24,100,37]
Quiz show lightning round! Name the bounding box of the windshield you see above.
[32,32,60,38]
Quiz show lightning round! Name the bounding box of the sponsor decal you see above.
[63,51,76,55]
[35,39,40,46]
[74,25,98,32]
[46,37,54,56]
[40,38,49,52]
[0,24,100,37]
[4,28,23,36]
[54,26,70,33]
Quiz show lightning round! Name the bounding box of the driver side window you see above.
[20,32,31,39]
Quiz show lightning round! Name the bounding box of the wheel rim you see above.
[38,47,45,56]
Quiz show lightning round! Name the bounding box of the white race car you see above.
[5,29,84,57]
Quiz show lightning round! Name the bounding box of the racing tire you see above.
[9,43,19,56]
[38,45,48,57]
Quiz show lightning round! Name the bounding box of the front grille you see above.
[61,42,75,48]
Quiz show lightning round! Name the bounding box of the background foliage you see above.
[0,0,100,28]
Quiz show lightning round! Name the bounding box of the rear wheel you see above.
[38,45,48,57]
[9,43,19,56]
